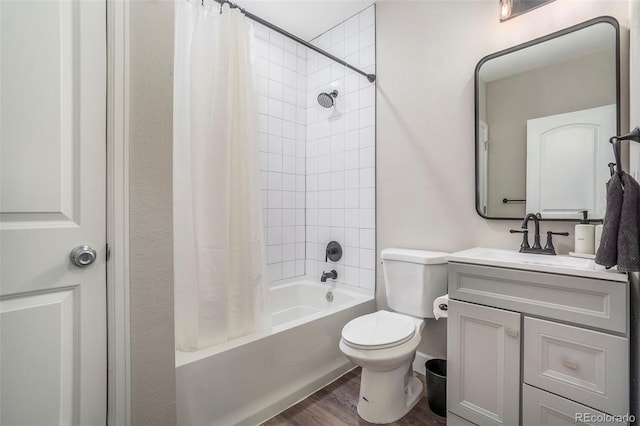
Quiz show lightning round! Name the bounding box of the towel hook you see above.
[609,137,623,177]
[609,127,640,177]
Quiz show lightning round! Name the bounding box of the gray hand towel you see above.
[595,173,623,268]
[617,172,640,271]
[595,171,640,271]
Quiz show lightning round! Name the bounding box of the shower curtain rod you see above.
[213,0,376,83]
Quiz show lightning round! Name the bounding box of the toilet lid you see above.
[341,310,416,350]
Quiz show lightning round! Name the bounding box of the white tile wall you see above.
[304,5,376,290]
[255,23,307,282]
[254,6,376,286]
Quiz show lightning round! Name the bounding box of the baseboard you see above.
[413,351,441,376]
[242,361,355,425]
[245,352,438,424]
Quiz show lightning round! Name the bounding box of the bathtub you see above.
[175,277,375,426]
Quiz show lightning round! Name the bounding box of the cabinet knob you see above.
[505,327,519,338]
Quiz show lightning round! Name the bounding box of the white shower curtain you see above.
[173,0,269,351]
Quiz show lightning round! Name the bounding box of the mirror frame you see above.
[474,16,620,221]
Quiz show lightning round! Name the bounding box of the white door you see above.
[526,105,616,220]
[447,299,521,426]
[0,1,107,425]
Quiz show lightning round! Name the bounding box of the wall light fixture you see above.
[499,0,556,22]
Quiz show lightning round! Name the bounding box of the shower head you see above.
[317,90,338,108]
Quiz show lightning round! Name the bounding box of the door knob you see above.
[70,245,97,267]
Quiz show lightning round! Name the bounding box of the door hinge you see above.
[106,243,111,262]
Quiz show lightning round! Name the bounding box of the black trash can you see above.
[425,359,447,417]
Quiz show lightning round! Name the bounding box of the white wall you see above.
[305,5,377,289]
[630,0,640,177]
[629,1,639,420]
[129,0,177,424]
[376,0,630,359]
[254,24,308,282]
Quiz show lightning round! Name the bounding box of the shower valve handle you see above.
[325,241,343,262]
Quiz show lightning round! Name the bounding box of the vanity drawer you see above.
[522,384,626,426]
[523,317,628,415]
[448,263,627,333]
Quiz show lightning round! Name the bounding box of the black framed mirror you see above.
[475,16,620,221]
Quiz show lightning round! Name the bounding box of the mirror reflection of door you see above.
[526,105,616,220]
[475,17,619,220]
[478,121,489,215]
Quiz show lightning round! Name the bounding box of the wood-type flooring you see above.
[262,368,447,426]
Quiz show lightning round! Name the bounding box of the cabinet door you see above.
[448,300,521,426]
[448,412,478,425]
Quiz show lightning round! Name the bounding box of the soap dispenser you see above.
[574,210,595,255]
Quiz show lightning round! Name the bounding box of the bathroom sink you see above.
[447,247,627,281]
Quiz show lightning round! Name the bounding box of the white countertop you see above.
[447,247,627,282]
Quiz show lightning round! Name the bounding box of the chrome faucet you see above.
[321,270,337,282]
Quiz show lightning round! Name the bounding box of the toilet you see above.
[339,248,448,424]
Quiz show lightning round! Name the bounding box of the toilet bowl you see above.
[338,248,448,424]
[339,310,425,424]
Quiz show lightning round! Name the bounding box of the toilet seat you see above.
[341,310,416,350]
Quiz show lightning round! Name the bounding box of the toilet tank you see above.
[381,248,449,318]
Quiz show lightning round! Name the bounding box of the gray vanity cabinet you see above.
[447,299,521,426]
[447,262,630,426]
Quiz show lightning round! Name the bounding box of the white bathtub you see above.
[175,277,375,426]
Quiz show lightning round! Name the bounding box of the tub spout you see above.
[321,270,337,282]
